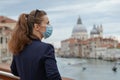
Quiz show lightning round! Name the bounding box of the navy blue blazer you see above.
[10,39,62,80]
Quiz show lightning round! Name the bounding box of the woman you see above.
[8,9,62,80]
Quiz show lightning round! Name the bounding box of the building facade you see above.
[59,17,120,60]
[0,16,16,64]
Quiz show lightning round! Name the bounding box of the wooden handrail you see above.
[0,63,73,80]
[0,63,19,80]
[0,63,11,73]
[0,71,20,80]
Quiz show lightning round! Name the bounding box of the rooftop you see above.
[0,16,16,23]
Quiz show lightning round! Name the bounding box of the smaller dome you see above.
[72,24,87,33]
[90,25,100,34]
[90,29,99,34]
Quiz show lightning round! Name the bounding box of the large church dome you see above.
[71,17,88,40]
[72,24,87,33]
[72,17,87,34]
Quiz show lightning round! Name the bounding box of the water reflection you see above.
[57,57,120,80]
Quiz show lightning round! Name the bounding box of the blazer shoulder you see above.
[41,42,54,48]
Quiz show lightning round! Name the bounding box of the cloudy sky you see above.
[0,0,120,47]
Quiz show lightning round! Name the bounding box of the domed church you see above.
[90,24,103,38]
[60,16,119,58]
[71,17,88,40]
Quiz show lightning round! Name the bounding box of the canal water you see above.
[56,57,120,80]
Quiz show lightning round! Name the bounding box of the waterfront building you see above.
[0,16,16,64]
[59,16,120,60]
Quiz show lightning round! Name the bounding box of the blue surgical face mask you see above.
[42,25,53,39]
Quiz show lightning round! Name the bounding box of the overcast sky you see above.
[0,0,120,47]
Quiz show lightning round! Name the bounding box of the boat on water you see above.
[112,61,120,72]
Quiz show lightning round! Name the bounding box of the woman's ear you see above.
[34,24,40,31]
